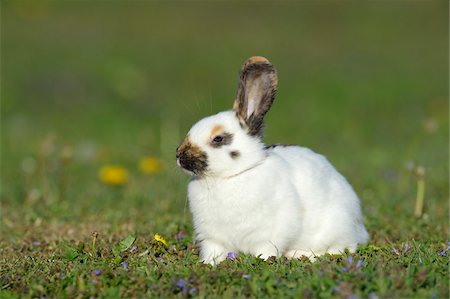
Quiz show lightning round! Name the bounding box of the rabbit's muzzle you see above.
[176,138,208,175]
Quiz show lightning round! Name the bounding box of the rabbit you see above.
[176,56,369,265]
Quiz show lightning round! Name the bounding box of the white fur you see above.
[185,111,369,265]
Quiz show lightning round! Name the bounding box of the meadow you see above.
[1,1,449,298]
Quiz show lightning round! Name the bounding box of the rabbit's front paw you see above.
[200,240,227,265]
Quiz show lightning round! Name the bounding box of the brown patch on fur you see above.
[235,113,246,129]
[177,135,192,154]
[179,140,203,158]
[232,100,240,111]
[210,125,224,138]
[245,56,269,66]
[176,135,208,174]
[189,144,204,157]
[230,151,240,159]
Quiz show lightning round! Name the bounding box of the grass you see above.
[1,1,449,298]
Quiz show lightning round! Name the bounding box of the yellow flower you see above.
[98,165,129,186]
[154,233,168,247]
[138,156,162,174]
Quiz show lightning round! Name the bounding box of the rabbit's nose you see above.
[176,153,184,167]
[178,155,191,172]
[176,145,185,159]
[176,151,183,168]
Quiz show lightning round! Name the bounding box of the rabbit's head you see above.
[176,56,278,178]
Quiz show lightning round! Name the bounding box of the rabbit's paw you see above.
[200,240,228,265]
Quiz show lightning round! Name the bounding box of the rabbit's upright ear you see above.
[233,56,278,137]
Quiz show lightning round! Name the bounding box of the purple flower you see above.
[242,274,252,279]
[347,295,357,299]
[176,231,184,241]
[226,252,237,260]
[346,256,353,264]
[93,269,102,276]
[32,241,41,246]
[130,245,137,252]
[175,279,186,291]
[120,261,128,271]
[390,248,400,255]
[356,260,364,268]
[404,243,411,253]
[439,246,450,257]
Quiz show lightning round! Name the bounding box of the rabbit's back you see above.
[267,145,369,250]
[267,145,356,205]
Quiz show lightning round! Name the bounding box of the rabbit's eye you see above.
[213,136,223,143]
[210,132,233,148]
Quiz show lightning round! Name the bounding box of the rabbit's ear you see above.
[233,56,278,137]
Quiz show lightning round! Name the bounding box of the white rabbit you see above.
[176,56,369,265]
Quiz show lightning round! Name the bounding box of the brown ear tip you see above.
[245,56,270,66]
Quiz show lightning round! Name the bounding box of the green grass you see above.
[1,1,449,298]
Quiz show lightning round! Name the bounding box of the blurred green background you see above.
[1,1,448,238]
